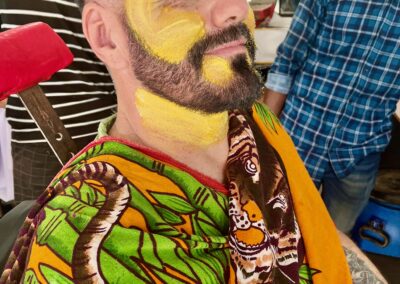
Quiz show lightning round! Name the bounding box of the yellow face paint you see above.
[135,88,228,147]
[244,8,256,35]
[200,8,256,86]
[126,2,255,145]
[125,0,206,63]
[202,55,234,86]
[244,9,256,67]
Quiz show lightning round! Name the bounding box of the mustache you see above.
[188,23,256,70]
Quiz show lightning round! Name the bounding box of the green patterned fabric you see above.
[1,107,334,283]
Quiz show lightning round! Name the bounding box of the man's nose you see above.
[208,0,249,29]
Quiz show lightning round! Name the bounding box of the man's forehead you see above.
[77,0,198,9]
[151,0,198,9]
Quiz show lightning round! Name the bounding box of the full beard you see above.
[126,22,263,114]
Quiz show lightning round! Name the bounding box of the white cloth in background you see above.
[254,12,293,65]
[0,108,14,201]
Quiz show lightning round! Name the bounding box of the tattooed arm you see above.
[338,231,387,284]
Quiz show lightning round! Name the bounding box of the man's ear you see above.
[81,2,130,70]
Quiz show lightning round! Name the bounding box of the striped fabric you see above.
[0,0,116,145]
[266,0,400,183]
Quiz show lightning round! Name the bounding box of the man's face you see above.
[124,0,262,113]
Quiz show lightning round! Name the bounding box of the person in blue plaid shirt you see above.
[263,0,400,233]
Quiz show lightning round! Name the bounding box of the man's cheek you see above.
[244,8,256,35]
[202,56,234,86]
[125,0,205,63]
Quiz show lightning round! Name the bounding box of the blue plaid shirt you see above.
[266,0,400,183]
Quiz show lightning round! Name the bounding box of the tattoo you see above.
[343,248,384,284]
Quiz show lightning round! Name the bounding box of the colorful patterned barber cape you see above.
[1,103,351,284]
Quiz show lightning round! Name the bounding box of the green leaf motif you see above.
[298,264,321,284]
[128,186,180,237]
[176,247,220,283]
[40,264,74,284]
[47,195,99,232]
[150,192,196,214]
[152,268,188,284]
[63,182,105,209]
[103,226,197,281]
[190,248,226,283]
[37,208,67,245]
[23,269,40,284]
[80,182,96,205]
[36,206,79,263]
[196,211,221,236]
[254,102,280,134]
[64,185,80,199]
[100,249,151,283]
[154,205,184,225]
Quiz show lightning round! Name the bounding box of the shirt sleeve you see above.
[265,0,327,94]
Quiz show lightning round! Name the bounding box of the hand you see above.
[0,99,7,108]
[261,88,286,117]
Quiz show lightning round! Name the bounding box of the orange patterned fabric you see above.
[252,102,352,284]
[227,110,306,283]
[1,104,351,284]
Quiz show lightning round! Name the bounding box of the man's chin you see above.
[163,66,261,114]
[127,31,261,113]
[175,81,261,114]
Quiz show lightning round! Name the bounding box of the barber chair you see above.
[0,22,76,270]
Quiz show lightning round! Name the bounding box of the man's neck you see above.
[109,88,230,183]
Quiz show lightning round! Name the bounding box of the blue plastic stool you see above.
[352,198,400,258]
